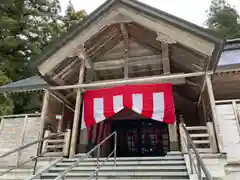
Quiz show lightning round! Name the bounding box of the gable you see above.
[35,0,224,86]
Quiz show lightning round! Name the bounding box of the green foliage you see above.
[0,0,87,114]
[0,71,13,116]
[63,0,87,31]
[207,0,240,38]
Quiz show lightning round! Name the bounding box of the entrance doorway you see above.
[112,119,169,157]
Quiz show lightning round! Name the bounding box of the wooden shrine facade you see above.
[1,0,234,158]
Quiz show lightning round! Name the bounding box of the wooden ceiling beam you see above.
[161,43,170,75]
[74,45,92,69]
[120,23,129,45]
[94,55,162,70]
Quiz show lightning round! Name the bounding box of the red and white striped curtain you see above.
[81,83,175,129]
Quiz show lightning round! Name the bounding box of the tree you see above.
[63,0,87,31]
[0,0,87,114]
[0,71,13,116]
[0,0,63,80]
[0,0,63,114]
[206,0,240,38]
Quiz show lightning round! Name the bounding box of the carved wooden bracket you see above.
[156,32,177,44]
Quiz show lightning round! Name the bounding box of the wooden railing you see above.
[179,123,214,180]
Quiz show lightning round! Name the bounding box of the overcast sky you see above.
[60,0,240,26]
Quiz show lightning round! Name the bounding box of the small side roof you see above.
[217,38,240,72]
[0,76,49,93]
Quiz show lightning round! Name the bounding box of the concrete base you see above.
[170,141,179,151]
[77,144,88,153]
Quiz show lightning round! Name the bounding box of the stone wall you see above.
[0,115,41,167]
[215,103,240,162]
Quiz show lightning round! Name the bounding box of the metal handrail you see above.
[180,124,214,180]
[0,151,47,176]
[0,113,41,118]
[55,131,117,180]
[0,132,64,177]
[0,132,64,159]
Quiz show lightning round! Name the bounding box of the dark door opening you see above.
[112,119,169,157]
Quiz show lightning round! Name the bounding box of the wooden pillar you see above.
[206,122,218,153]
[206,74,223,152]
[161,43,170,75]
[179,115,187,153]
[39,90,50,140]
[168,120,178,151]
[69,59,85,157]
[57,104,65,132]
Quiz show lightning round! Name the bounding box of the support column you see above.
[161,43,170,75]
[39,90,50,140]
[206,122,218,153]
[57,104,65,132]
[179,116,187,153]
[168,120,178,151]
[206,74,223,152]
[69,59,85,157]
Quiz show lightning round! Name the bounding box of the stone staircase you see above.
[37,151,189,180]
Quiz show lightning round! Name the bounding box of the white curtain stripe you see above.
[132,94,143,114]
[113,95,124,113]
[94,98,106,123]
[152,92,164,121]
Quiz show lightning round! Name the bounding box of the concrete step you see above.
[197,148,213,153]
[193,140,210,144]
[41,171,189,178]
[62,156,184,162]
[49,165,187,172]
[190,133,209,138]
[0,168,33,180]
[56,160,186,167]
[186,126,207,131]
[41,178,189,180]
[167,151,183,155]
[42,152,64,157]
[47,145,64,149]
[47,139,65,143]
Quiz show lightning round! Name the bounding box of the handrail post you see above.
[17,114,28,167]
[114,132,117,167]
[179,122,187,153]
[197,158,202,180]
[96,146,100,180]
[42,130,50,154]
[63,129,71,156]
[187,143,193,174]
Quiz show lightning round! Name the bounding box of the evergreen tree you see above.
[0,0,63,113]
[0,0,87,114]
[206,0,240,38]
[0,71,13,115]
[63,0,87,31]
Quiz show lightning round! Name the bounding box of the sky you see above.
[60,0,240,26]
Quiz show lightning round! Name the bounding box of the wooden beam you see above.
[74,45,92,69]
[120,23,129,44]
[124,49,129,79]
[48,72,205,91]
[94,55,162,70]
[186,80,201,88]
[120,23,129,79]
[161,43,170,74]
[69,59,85,157]
[206,74,223,153]
[39,90,50,142]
